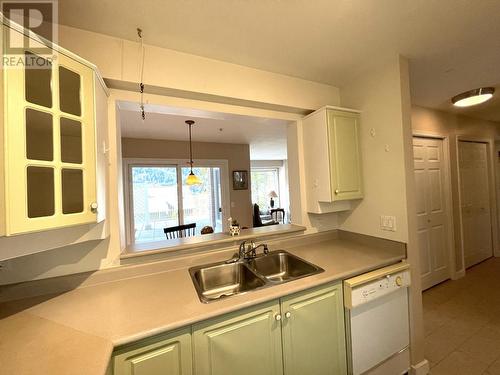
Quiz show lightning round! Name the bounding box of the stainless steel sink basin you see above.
[190,262,266,303]
[189,250,324,303]
[247,250,323,283]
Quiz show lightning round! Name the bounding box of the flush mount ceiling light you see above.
[185,120,202,186]
[451,87,495,107]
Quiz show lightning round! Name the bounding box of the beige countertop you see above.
[123,223,306,259]
[0,232,406,375]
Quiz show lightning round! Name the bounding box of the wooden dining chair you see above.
[163,223,197,239]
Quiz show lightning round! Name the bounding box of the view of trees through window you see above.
[131,165,222,243]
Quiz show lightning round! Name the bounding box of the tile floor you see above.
[423,258,500,375]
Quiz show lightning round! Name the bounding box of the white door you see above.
[413,137,450,290]
[459,141,493,268]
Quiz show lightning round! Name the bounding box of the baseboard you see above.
[452,269,465,280]
[410,359,430,375]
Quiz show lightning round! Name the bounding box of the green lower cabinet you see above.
[281,282,347,375]
[112,282,346,375]
[113,327,192,375]
[193,300,283,375]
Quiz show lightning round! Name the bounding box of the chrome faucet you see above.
[226,240,269,263]
[239,240,269,260]
[251,242,270,256]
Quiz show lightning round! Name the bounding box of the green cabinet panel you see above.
[327,109,363,201]
[281,282,347,375]
[112,283,347,375]
[113,327,192,375]
[193,300,283,375]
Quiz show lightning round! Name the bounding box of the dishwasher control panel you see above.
[348,269,410,308]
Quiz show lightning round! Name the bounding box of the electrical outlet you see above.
[380,215,397,231]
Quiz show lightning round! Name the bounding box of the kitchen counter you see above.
[0,231,406,375]
[123,223,306,258]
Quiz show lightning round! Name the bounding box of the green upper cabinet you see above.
[281,282,347,375]
[193,300,284,375]
[302,106,363,213]
[327,110,363,201]
[1,25,107,238]
[113,328,192,375]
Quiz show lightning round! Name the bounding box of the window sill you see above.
[121,224,306,261]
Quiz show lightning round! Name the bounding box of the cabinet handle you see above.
[285,312,291,319]
[90,202,98,213]
[334,189,340,194]
[275,314,282,321]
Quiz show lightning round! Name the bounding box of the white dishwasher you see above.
[344,262,411,375]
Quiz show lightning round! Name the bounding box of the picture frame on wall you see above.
[232,170,248,190]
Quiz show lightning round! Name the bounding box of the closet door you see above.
[459,141,493,268]
[413,137,450,290]
[4,48,97,235]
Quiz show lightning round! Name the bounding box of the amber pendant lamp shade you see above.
[185,120,202,185]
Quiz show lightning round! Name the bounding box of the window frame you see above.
[250,167,281,209]
[123,158,230,245]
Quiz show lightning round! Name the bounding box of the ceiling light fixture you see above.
[451,87,495,107]
[185,120,202,185]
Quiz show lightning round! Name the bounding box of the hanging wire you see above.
[137,28,146,121]
[187,120,194,172]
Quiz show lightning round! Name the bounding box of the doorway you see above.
[458,140,493,268]
[413,136,452,290]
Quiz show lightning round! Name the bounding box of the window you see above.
[127,161,228,244]
[181,167,223,235]
[130,166,179,243]
[251,168,280,210]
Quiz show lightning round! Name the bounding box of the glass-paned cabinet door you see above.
[4,50,97,235]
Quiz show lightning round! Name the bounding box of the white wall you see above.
[57,25,340,111]
[339,56,426,369]
[338,58,409,242]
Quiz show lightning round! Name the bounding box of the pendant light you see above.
[452,87,495,107]
[185,120,202,185]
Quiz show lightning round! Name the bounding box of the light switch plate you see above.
[380,215,396,231]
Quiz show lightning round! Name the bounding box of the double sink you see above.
[190,250,324,303]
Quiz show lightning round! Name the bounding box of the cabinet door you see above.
[4,44,97,235]
[327,110,363,201]
[193,301,283,375]
[113,328,192,375]
[281,282,347,375]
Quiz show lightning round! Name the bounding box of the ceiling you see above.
[118,102,289,160]
[59,1,500,122]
